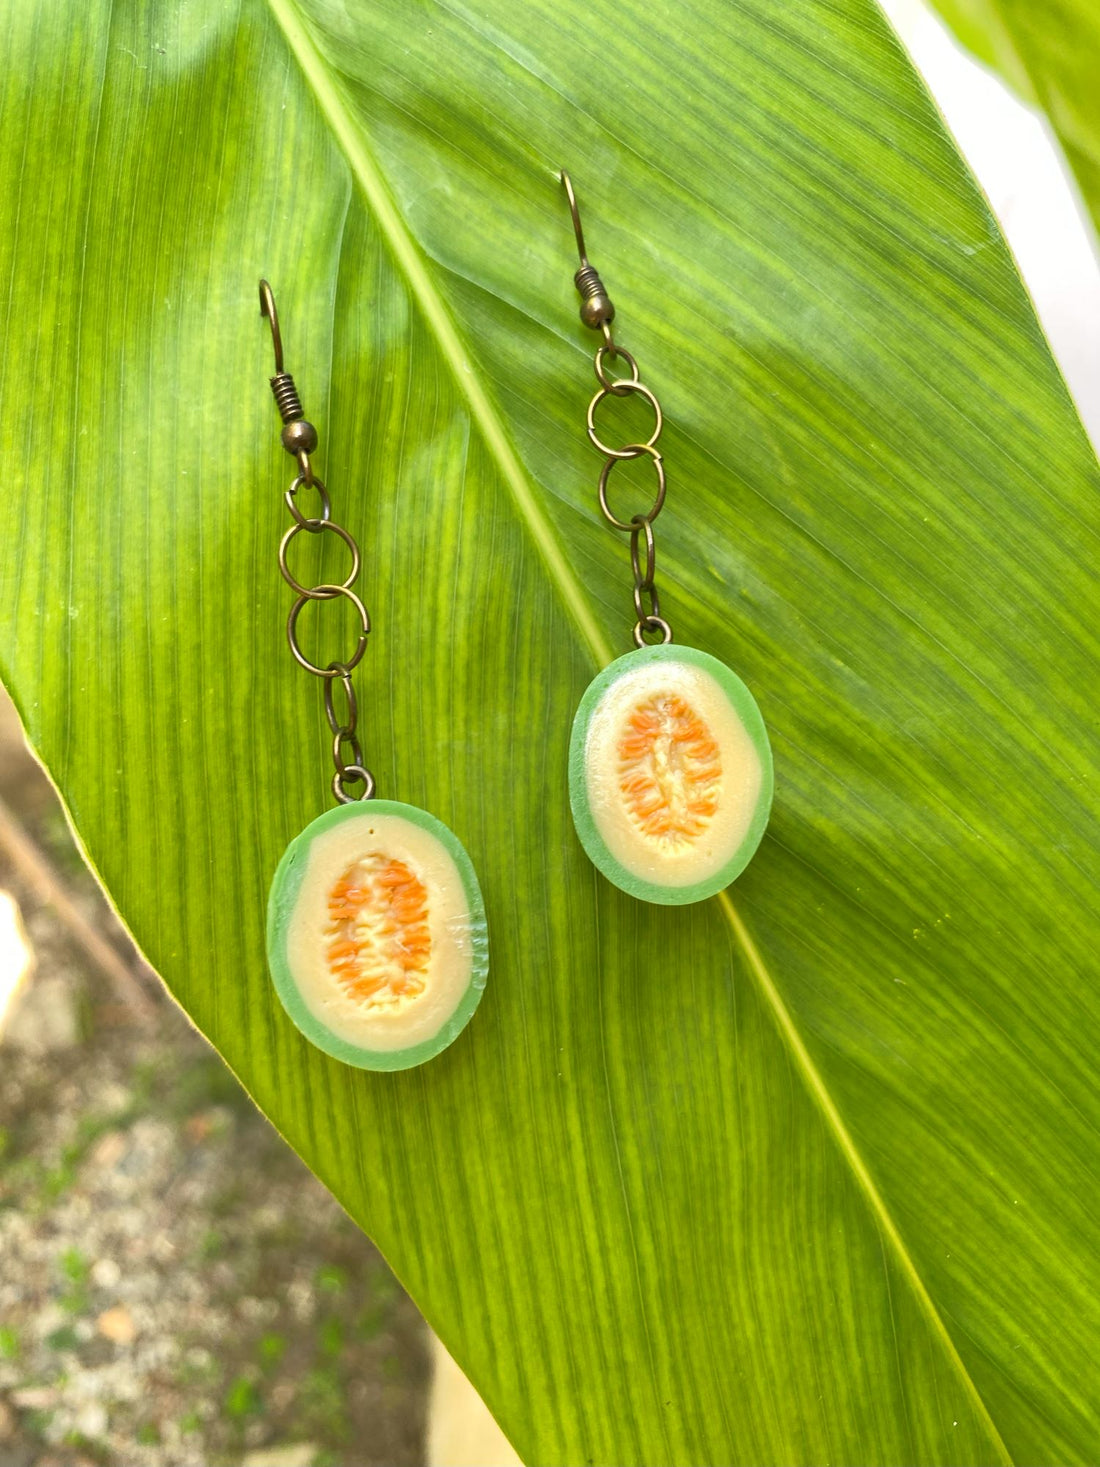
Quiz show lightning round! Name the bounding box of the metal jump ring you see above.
[333,764,376,804]
[587,379,663,460]
[332,727,364,774]
[285,474,331,528]
[633,578,662,624]
[594,344,639,394]
[278,519,361,598]
[597,445,667,531]
[629,515,656,587]
[633,615,673,648]
[323,665,358,738]
[287,586,370,677]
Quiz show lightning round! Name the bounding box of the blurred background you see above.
[1,3,1098,1464]
[0,687,430,1467]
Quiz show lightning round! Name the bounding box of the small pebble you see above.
[91,1257,121,1289]
[96,1304,136,1345]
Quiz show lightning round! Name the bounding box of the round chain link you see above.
[633,615,673,648]
[594,343,639,393]
[277,444,375,801]
[279,519,361,597]
[333,764,376,804]
[586,378,663,460]
[597,445,666,531]
[583,329,674,646]
[286,585,370,678]
[285,473,331,528]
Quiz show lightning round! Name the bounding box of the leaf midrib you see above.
[261,1,1014,1459]
[263,0,613,675]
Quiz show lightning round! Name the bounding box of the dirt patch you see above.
[0,693,428,1467]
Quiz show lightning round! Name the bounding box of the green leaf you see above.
[2,0,1098,1461]
[927,0,1100,230]
[923,0,1039,104]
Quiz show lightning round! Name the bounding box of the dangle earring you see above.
[559,176,773,905]
[258,282,488,1070]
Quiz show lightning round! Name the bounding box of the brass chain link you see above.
[260,281,375,805]
[585,335,674,648]
[562,173,674,649]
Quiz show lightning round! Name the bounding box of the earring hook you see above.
[259,278,284,376]
[560,170,589,266]
[559,170,615,334]
[258,279,318,477]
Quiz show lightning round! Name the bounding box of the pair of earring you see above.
[263,175,774,1074]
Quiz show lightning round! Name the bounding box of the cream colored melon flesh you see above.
[569,646,773,904]
[267,801,487,1070]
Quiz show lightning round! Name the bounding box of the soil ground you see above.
[0,692,428,1467]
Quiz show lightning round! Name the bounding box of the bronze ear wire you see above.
[560,171,671,649]
[259,279,374,805]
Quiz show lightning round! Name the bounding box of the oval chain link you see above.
[278,449,375,803]
[584,337,673,646]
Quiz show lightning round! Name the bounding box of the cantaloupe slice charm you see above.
[267,801,488,1071]
[259,282,487,1071]
[569,645,772,904]
[558,175,773,904]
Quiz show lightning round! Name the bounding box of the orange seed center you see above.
[617,691,722,848]
[325,854,431,1006]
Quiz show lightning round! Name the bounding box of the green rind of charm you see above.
[266,799,489,1071]
[569,644,774,905]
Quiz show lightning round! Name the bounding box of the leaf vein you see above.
[264,0,614,673]
[718,890,1014,1464]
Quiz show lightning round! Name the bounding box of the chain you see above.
[561,174,673,649]
[585,329,673,648]
[261,283,375,804]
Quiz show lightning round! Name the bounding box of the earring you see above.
[258,282,488,1070]
[559,177,773,905]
